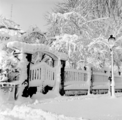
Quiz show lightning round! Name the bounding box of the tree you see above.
[46,0,122,69]
[88,35,122,69]
[47,0,122,38]
[19,26,48,44]
[51,34,79,68]
[0,17,22,82]
[0,50,19,82]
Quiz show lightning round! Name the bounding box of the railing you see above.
[29,61,122,92]
[114,72,122,90]
[91,69,109,89]
[64,67,90,90]
[65,68,88,82]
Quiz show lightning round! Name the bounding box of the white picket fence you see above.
[64,67,90,91]
[63,67,122,93]
[92,69,110,90]
[28,61,122,94]
[114,72,122,92]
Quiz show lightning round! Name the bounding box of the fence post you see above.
[87,65,91,95]
[60,60,66,95]
[53,58,61,96]
[107,68,111,95]
[16,50,29,99]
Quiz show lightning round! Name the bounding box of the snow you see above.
[0,105,84,120]
[1,36,122,120]
[0,91,85,120]
[7,41,68,61]
[29,93,122,120]
[0,91,122,120]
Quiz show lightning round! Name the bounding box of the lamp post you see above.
[108,35,116,98]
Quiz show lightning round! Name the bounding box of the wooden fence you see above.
[91,68,110,90]
[114,72,122,92]
[29,61,122,94]
[64,67,90,95]
[63,67,122,94]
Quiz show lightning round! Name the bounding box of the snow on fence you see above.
[91,68,110,90]
[91,68,122,93]
[29,61,55,87]
[64,67,90,91]
[114,72,122,92]
[65,69,87,82]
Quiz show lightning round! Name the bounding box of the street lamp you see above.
[108,35,116,98]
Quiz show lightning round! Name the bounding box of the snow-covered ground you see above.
[0,91,122,120]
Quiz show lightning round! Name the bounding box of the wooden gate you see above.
[29,61,56,88]
[6,39,68,98]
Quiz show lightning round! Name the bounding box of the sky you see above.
[0,0,62,32]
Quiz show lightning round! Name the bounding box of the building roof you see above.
[0,16,20,30]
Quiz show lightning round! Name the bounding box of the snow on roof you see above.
[0,16,20,30]
[7,41,68,60]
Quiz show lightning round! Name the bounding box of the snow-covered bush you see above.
[0,16,22,82]
[0,50,19,82]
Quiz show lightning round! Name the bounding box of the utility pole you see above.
[10,3,13,20]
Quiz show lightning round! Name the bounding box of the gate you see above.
[27,51,58,95]
[7,41,68,98]
[29,61,56,88]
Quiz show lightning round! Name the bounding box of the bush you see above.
[0,50,19,82]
